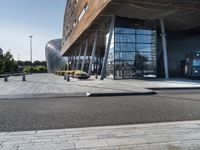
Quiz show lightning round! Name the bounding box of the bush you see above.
[74,70,90,80]
[23,66,47,73]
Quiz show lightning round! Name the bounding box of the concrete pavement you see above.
[0,73,200,99]
[0,74,154,99]
[1,120,200,150]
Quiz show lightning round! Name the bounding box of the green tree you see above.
[0,52,17,74]
[16,60,24,66]
[0,54,3,74]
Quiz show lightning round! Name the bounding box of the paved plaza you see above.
[0,73,200,99]
[1,120,200,150]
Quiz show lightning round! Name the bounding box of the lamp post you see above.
[29,36,33,63]
[29,36,33,74]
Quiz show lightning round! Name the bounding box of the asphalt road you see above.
[1,90,200,132]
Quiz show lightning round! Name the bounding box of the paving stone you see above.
[1,73,200,100]
[18,142,75,150]
[1,121,200,149]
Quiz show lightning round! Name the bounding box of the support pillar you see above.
[81,39,88,71]
[88,30,98,76]
[100,16,116,80]
[160,18,169,80]
[76,45,82,70]
[72,49,78,70]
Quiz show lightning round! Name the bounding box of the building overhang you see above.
[62,0,200,56]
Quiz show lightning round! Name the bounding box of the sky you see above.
[0,0,67,61]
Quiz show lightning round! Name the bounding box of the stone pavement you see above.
[1,120,200,150]
[0,73,200,99]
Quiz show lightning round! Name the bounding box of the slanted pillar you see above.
[160,18,169,80]
[73,49,78,70]
[100,16,116,80]
[81,39,88,71]
[88,30,98,76]
[76,45,82,70]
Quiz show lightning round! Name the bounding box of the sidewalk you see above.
[1,73,200,99]
[1,120,200,150]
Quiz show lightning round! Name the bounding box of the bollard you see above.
[4,76,8,82]
[64,74,67,80]
[95,74,98,79]
[67,74,70,82]
[22,74,26,82]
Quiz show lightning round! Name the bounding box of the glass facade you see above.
[107,27,157,79]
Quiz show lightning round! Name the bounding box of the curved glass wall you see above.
[45,39,67,73]
[107,26,157,79]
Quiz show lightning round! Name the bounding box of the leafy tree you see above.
[33,60,46,67]
[16,60,24,66]
[0,52,17,74]
[0,54,3,74]
[23,61,32,66]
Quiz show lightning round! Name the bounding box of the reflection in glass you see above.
[115,28,135,34]
[107,27,157,79]
[115,34,135,43]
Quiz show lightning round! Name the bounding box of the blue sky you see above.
[0,0,67,61]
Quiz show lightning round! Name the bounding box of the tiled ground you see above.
[1,121,200,150]
[0,73,200,98]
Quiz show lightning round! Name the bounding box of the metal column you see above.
[81,39,88,71]
[76,45,82,70]
[73,49,78,70]
[160,18,169,80]
[88,30,98,76]
[100,16,116,80]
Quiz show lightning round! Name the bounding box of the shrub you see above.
[74,70,90,80]
[23,66,47,73]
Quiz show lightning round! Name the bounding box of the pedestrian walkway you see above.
[0,73,200,99]
[0,120,200,150]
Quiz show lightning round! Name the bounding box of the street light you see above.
[29,36,33,63]
[29,36,33,74]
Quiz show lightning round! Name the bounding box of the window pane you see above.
[115,28,135,34]
[124,61,134,70]
[136,35,152,43]
[115,52,135,60]
[136,44,152,52]
[142,52,156,61]
[121,43,135,51]
[115,34,135,43]
[115,43,121,51]
[136,29,154,35]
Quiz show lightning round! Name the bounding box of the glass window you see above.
[115,43,121,51]
[193,59,200,67]
[115,28,135,34]
[112,26,157,79]
[115,61,124,70]
[115,43,135,52]
[136,44,152,52]
[121,43,135,51]
[115,52,135,60]
[136,35,152,43]
[136,29,154,35]
[124,61,134,70]
[78,3,88,22]
[108,51,114,61]
[115,34,135,43]
[124,70,134,78]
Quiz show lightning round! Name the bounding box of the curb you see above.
[0,93,87,100]
[86,91,157,97]
[149,87,200,90]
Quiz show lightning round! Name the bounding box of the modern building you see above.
[61,0,200,80]
[45,39,67,73]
